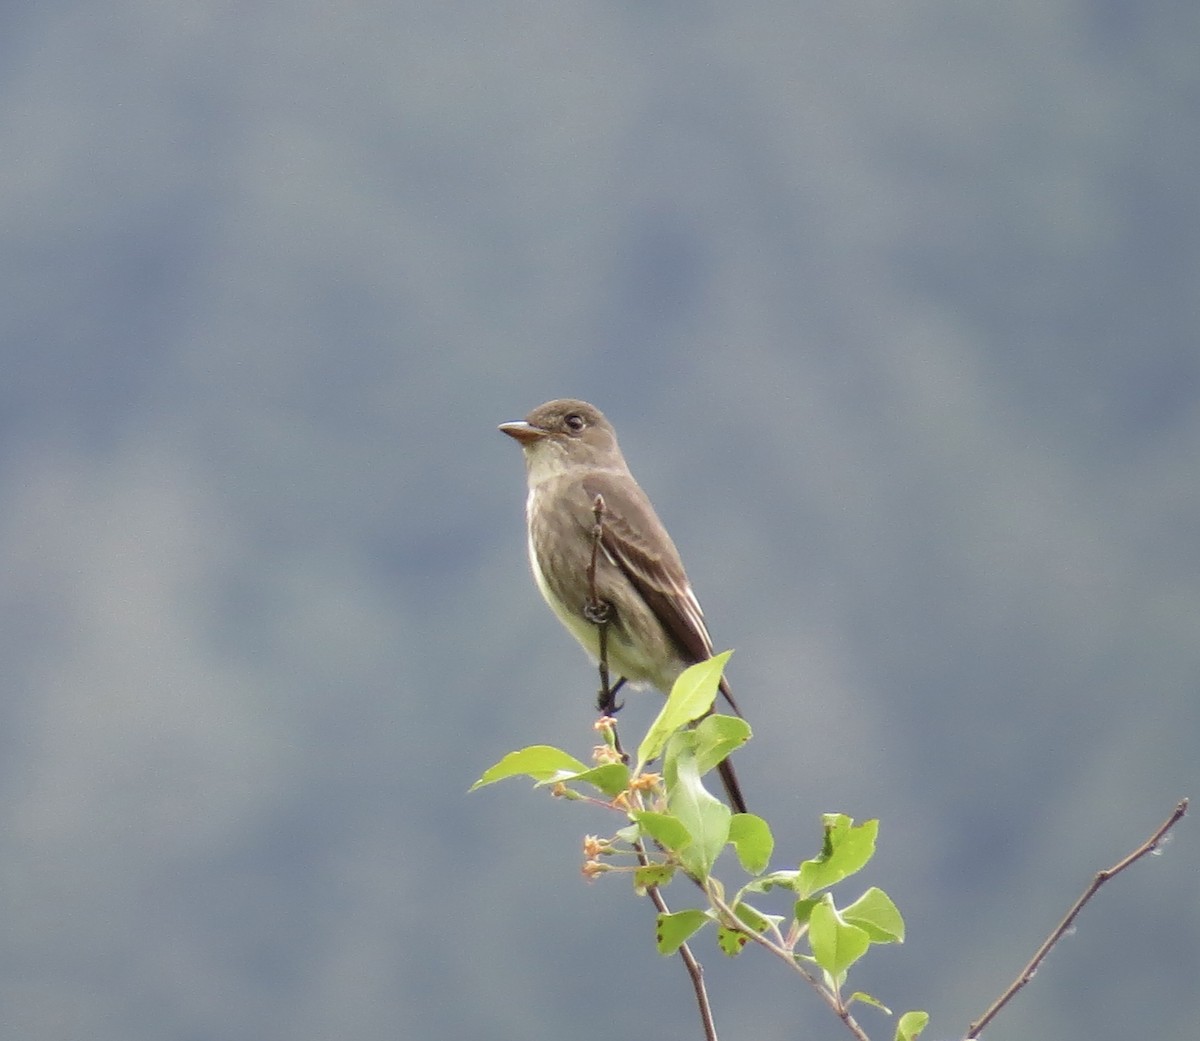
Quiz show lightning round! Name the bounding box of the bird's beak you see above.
[499,421,548,445]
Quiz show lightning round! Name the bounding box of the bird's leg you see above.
[584,493,625,720]
[583,596,612,625]
[588,602,614,713]
[598,676,626,717]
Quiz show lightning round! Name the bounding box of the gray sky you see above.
[2,3,1197,1040]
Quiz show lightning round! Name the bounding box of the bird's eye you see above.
[564,413,585,432]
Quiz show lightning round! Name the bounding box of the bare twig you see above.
[633,837,719,1041]
[674,937,718,1041]
[967,797,1189,1038]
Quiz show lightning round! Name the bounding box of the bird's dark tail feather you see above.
[714,676,749,812]
[718,757,748,814]
[718,677,744,717]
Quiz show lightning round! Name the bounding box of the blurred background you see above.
[2,2,1196,1039]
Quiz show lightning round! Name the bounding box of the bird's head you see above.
[499,399,625,482]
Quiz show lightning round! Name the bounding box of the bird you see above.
[499,398,747,813]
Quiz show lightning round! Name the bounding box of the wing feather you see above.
[582,475,714,665]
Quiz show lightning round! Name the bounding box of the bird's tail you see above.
[718,676,745,717]
[714,677,749,812]
[717,756,748,815]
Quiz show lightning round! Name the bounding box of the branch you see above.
[967,797,1189,1038]
[635,837,719,1041]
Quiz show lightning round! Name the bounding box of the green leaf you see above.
[716,925,751,956]
[793,897,820,927]
[693,713,751,776]
[656,909,709,954]
[733,901,774,934]
[842,887,905,944]
[895,1010,930,1041]
[636,652,733,772]
[848,991,892,1014]
[634,864,676,892]
[728,813,774,874]
[797,815,878,898]
[664,736,731,879]
[715,900,773,956]
[740,869,799,895]
[808,894,871,979]
[614,823,641,845]
[660,730,695,796]
[568,762,632,798]
[470,746,588,789]
[632,811,692,852]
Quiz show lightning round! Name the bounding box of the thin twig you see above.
[967,797,1189,1038]
[674,937,718,1041]
[633,837,719,1041]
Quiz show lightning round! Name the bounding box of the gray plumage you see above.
[500,399,746,812]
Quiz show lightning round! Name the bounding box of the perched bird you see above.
[500,398,747,813]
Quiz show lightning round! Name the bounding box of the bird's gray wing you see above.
[581,473,714,667]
